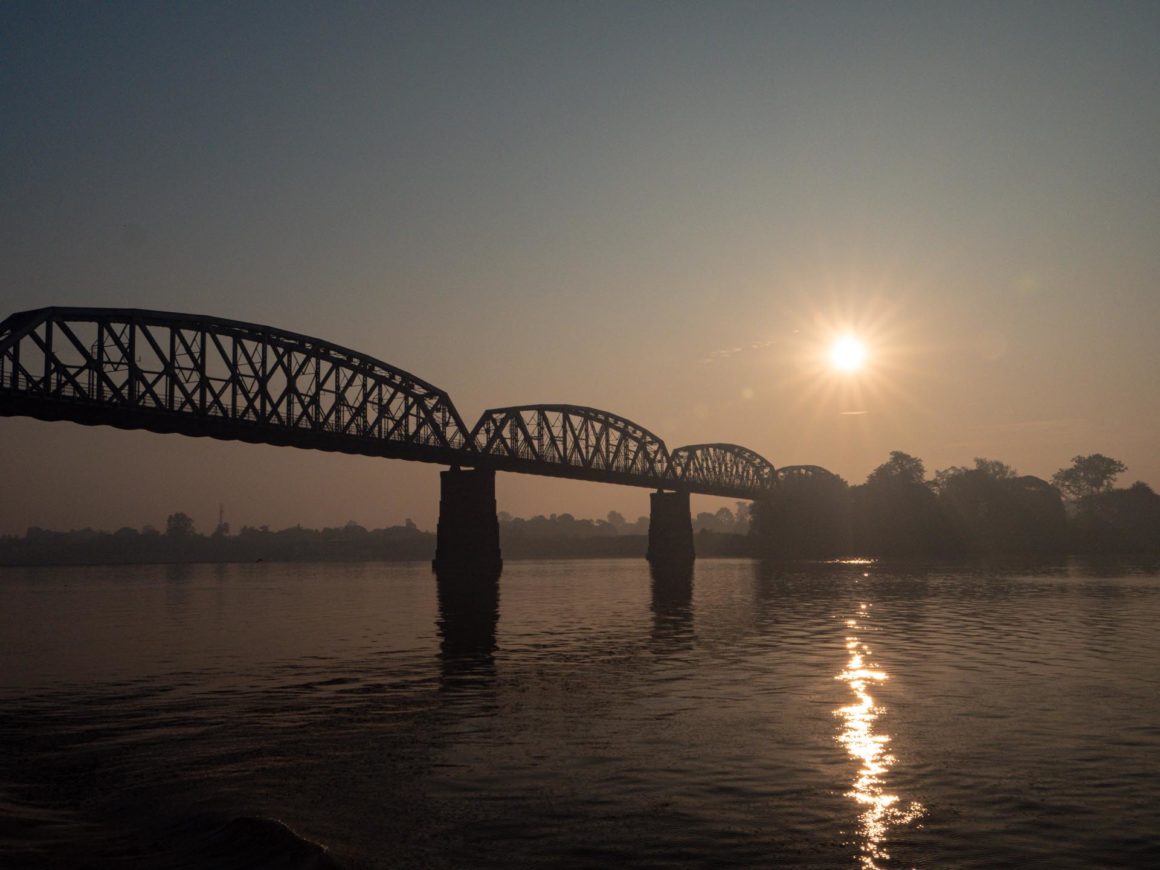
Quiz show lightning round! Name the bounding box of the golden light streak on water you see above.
[836,603,925,869]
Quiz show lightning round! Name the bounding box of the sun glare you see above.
[830,335,867,372]
[774,291,917,430]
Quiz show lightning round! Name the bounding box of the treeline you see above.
[0,517,435,566]
[496,508,750,559]
[0,504,759,566]
[4,452,1154,566]
[755,452,1160,559]
[496,510,643,560]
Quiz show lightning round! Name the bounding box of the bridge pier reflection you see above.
[646,490,695,566]
[435,566,500,690]
[432,467,503,574]
[650,562,694,650]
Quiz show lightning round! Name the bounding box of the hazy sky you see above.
[3,2,1158,534]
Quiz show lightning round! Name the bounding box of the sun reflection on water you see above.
[836,603,924,868]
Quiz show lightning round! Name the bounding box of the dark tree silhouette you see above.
[866,451,926,487]
[752,472,850,558]
[934,457,1016,492]
[1052,454,1127,500]
[852,452,958,556]
[937,468,1066,554]
[165,512,195,538]
[973,457,1017,481]
[1070,480,1160,553]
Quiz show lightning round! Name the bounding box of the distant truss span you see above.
[0,306,474,464]
[777,464,840,482]
[470,404,673,489]
[669,443,777,500]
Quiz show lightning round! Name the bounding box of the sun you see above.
[830,335,867,372]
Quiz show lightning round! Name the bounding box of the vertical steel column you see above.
[198,328,207,414]
[42,319,53,393]
[94,320,104,400]
[167,325,176,411]
[128,319,137,405]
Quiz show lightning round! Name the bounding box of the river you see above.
[1,557,1158,868]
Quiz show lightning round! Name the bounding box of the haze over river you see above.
[2,557,1158,868]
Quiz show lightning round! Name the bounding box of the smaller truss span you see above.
[670,443,777,500]
[776,464,840,483]
[470,404,673,490]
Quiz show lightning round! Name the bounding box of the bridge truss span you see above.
[776,464,840,483]
[0,307,474,463]
[469,404,673,489]
[0,305,840,501]
[669,443,777,500]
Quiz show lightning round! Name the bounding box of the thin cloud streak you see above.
[698,339,778,365]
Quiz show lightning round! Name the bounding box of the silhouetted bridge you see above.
[0,307,837,571]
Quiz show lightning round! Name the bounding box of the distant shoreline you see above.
[0,530,769,568]
[7,460,1160,567]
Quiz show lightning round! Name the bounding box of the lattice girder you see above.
[776,465,839,482]
[470,404,673,488]
[669,443,777,499]
[0,307,473,463]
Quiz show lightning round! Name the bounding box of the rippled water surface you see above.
[2,558,1159,868]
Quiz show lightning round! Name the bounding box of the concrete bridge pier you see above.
[432,467,503,574]
[646,490,695,566]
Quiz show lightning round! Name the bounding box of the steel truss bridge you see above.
[0,307,837,501]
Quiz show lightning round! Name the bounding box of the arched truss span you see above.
[0,307,473,463]
[776,465,840,483]
[470,404,672,489]
[669,443,777,499]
